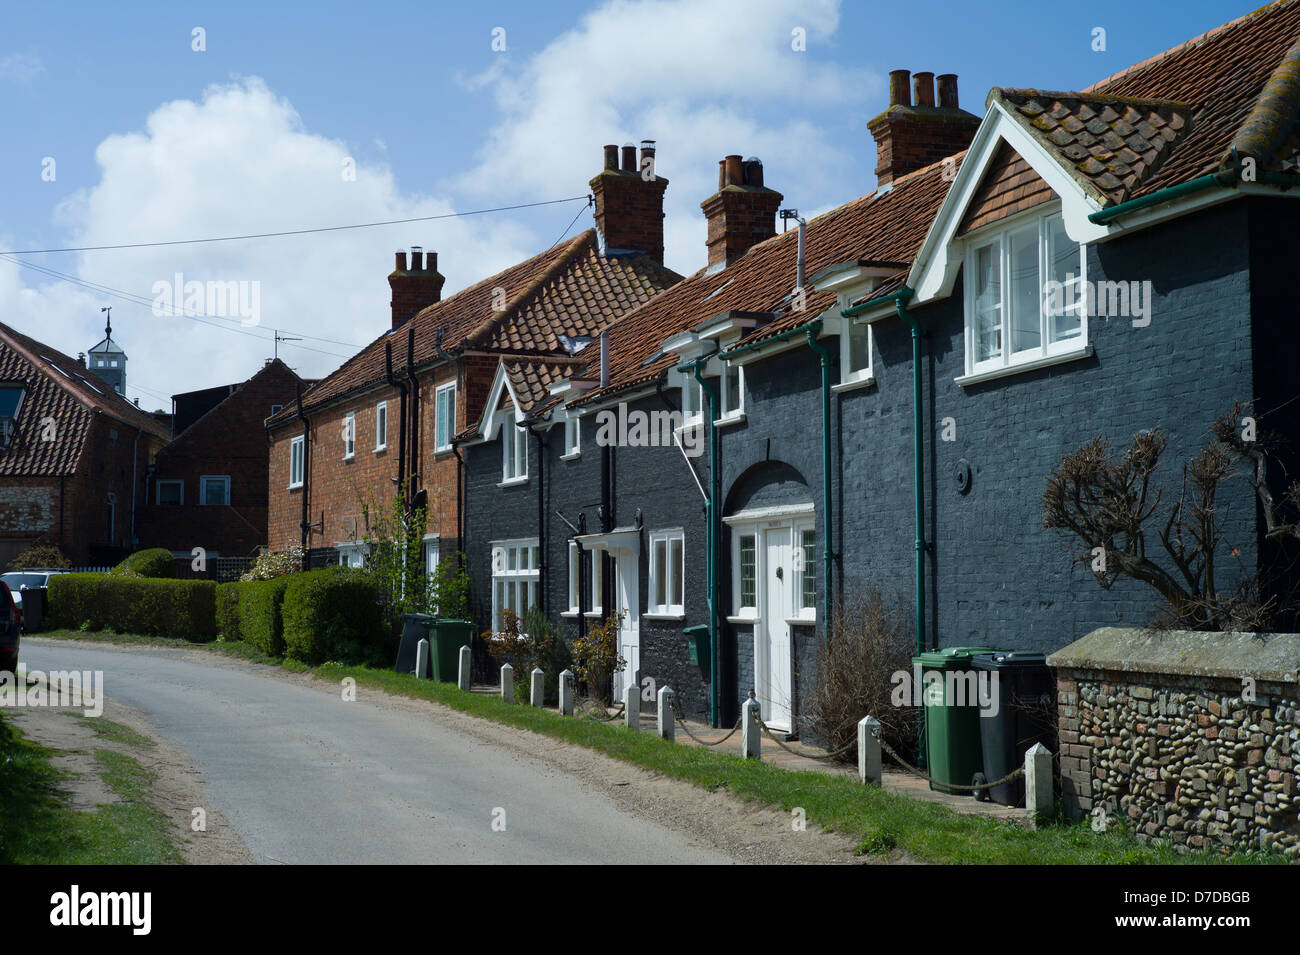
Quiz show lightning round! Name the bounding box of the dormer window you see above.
[502,417,528,484]
[839,318,873,388]
[563,416,581,458]
[0,387,24,448]
[963,210,1086,380]
[681,375,704,426]
[717,361,744,422]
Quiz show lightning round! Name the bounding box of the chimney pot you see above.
[426,251,437,273]
[603,144,619,169]
[389,245,444,329]
[621,143,636,172]
[888,69,911,107]
[724,154,743,186]
[409,245,423,270]
[394,250,408,272]
[913,71,935,108]
[937,73,959,108]
[743,157,764,188]
[589,140,669,263]
[639,139,656,175]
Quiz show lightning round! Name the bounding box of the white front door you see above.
[758,528,794,731]
[611,554,640,703]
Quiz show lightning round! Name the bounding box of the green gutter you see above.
[676,355,722,728]
[1087,171,1233,224]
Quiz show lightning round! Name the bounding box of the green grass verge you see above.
[30,629,1293,865]
[0,713,181,864]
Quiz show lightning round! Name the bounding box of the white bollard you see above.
[1025,742,1054,826]
[657,685,675,740]
[742,694,761,760]
[559,669,575,716]
[624,679,640,730]
[530,668,545,707]
[858,716,882,785]
[500,663,514,703]
[414,638,429,680]
[457,645,472,691]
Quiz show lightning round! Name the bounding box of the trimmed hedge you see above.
[216,582,243,641]
[113,548,175,578]
[281,568,388,665]
[238,578,290,656]
[48,573,216,640]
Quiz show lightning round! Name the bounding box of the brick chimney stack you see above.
[700,155,783,269]
[589,140,669,263]
[389,246,445,329]
[867,70,981,187]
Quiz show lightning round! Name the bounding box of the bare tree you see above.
[1042,403,1300,632]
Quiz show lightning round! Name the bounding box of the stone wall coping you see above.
[1046,626,1300,684]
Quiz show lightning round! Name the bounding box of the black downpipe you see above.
[435,329,465,563]
[406,325,419,503]
[385,341,408,504]
[295,383,311,562]
[533,424,546,616]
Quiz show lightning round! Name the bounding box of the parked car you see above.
[0,581,21,676]
[1,570,67,631]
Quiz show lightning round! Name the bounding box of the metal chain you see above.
[669,697,743,746]
[755,716,860,761]
[874,730,1026,792]
[577,698,625,722]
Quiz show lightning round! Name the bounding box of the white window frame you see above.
[562,415,581,459]
[270,403,283,416]
[155,479,184,505]
[199,474,230,506]
[566,541,581,614]
[289,435,304,489]
[586,548,604,616]
[681,374,704,427]
[502,417,528,484]
[435,382,456,453]
[726,513,816,624]
[716,362,744,423]
[337,542,368,568]
[343,411,356,460]
[839,316,874,387]
[375,401,388,452]
[647,528,685,617]
[490,538,540,631]
[962,208,1087,380]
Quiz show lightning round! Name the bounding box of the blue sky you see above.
[0,0,1261,407]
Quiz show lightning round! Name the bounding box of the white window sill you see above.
[287,483,303,491]
[343,454,355,462]
[583,610,605,618]
[498,476,528,488]
[434,444,453,455]
[560,450,581,461]
[787,616,817,627]
[713,413,745,429]
[374,445,387,454]
[676,421,705,436]
[561,610,580,618]
[726,614,758,625]
[956,343,1093,387]
[643,611,686,621]
[832,375,876,394]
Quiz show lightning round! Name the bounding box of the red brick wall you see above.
[137,360,301,557]
[868,107,981,186]
[267,362,465,556]
[589,169,668,264]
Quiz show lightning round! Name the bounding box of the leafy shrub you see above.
[238,577,290,656]
[571,612,625,704]
[112,548,175,579]
[6,543,71,571]
[240,547,302,581]
[802,590,918,763]
[281,568,387,665]
[216,582,243,641]
[48,574,216,640]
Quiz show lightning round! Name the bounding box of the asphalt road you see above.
[19,640,733,864]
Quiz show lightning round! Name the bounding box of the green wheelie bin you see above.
[430,619,475,682]
[912,646,1004,795]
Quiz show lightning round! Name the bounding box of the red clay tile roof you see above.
[266,230,678,428]
[992,89,1194,207]
[986,2,1300,207]
[0,321,171,476]
[568,156,959,408]
[502,356,582,414]
[958,140,1057,234]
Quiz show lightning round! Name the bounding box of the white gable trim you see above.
[467,360,525,444]
[908,100,1110,306]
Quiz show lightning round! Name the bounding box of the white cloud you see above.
[455,0,880,275]
[0,53,44,85]
[2,77,535,408]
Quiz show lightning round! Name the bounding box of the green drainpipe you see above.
[842,290,926,765]
[802,326,833,645]
[676,356,722,728]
